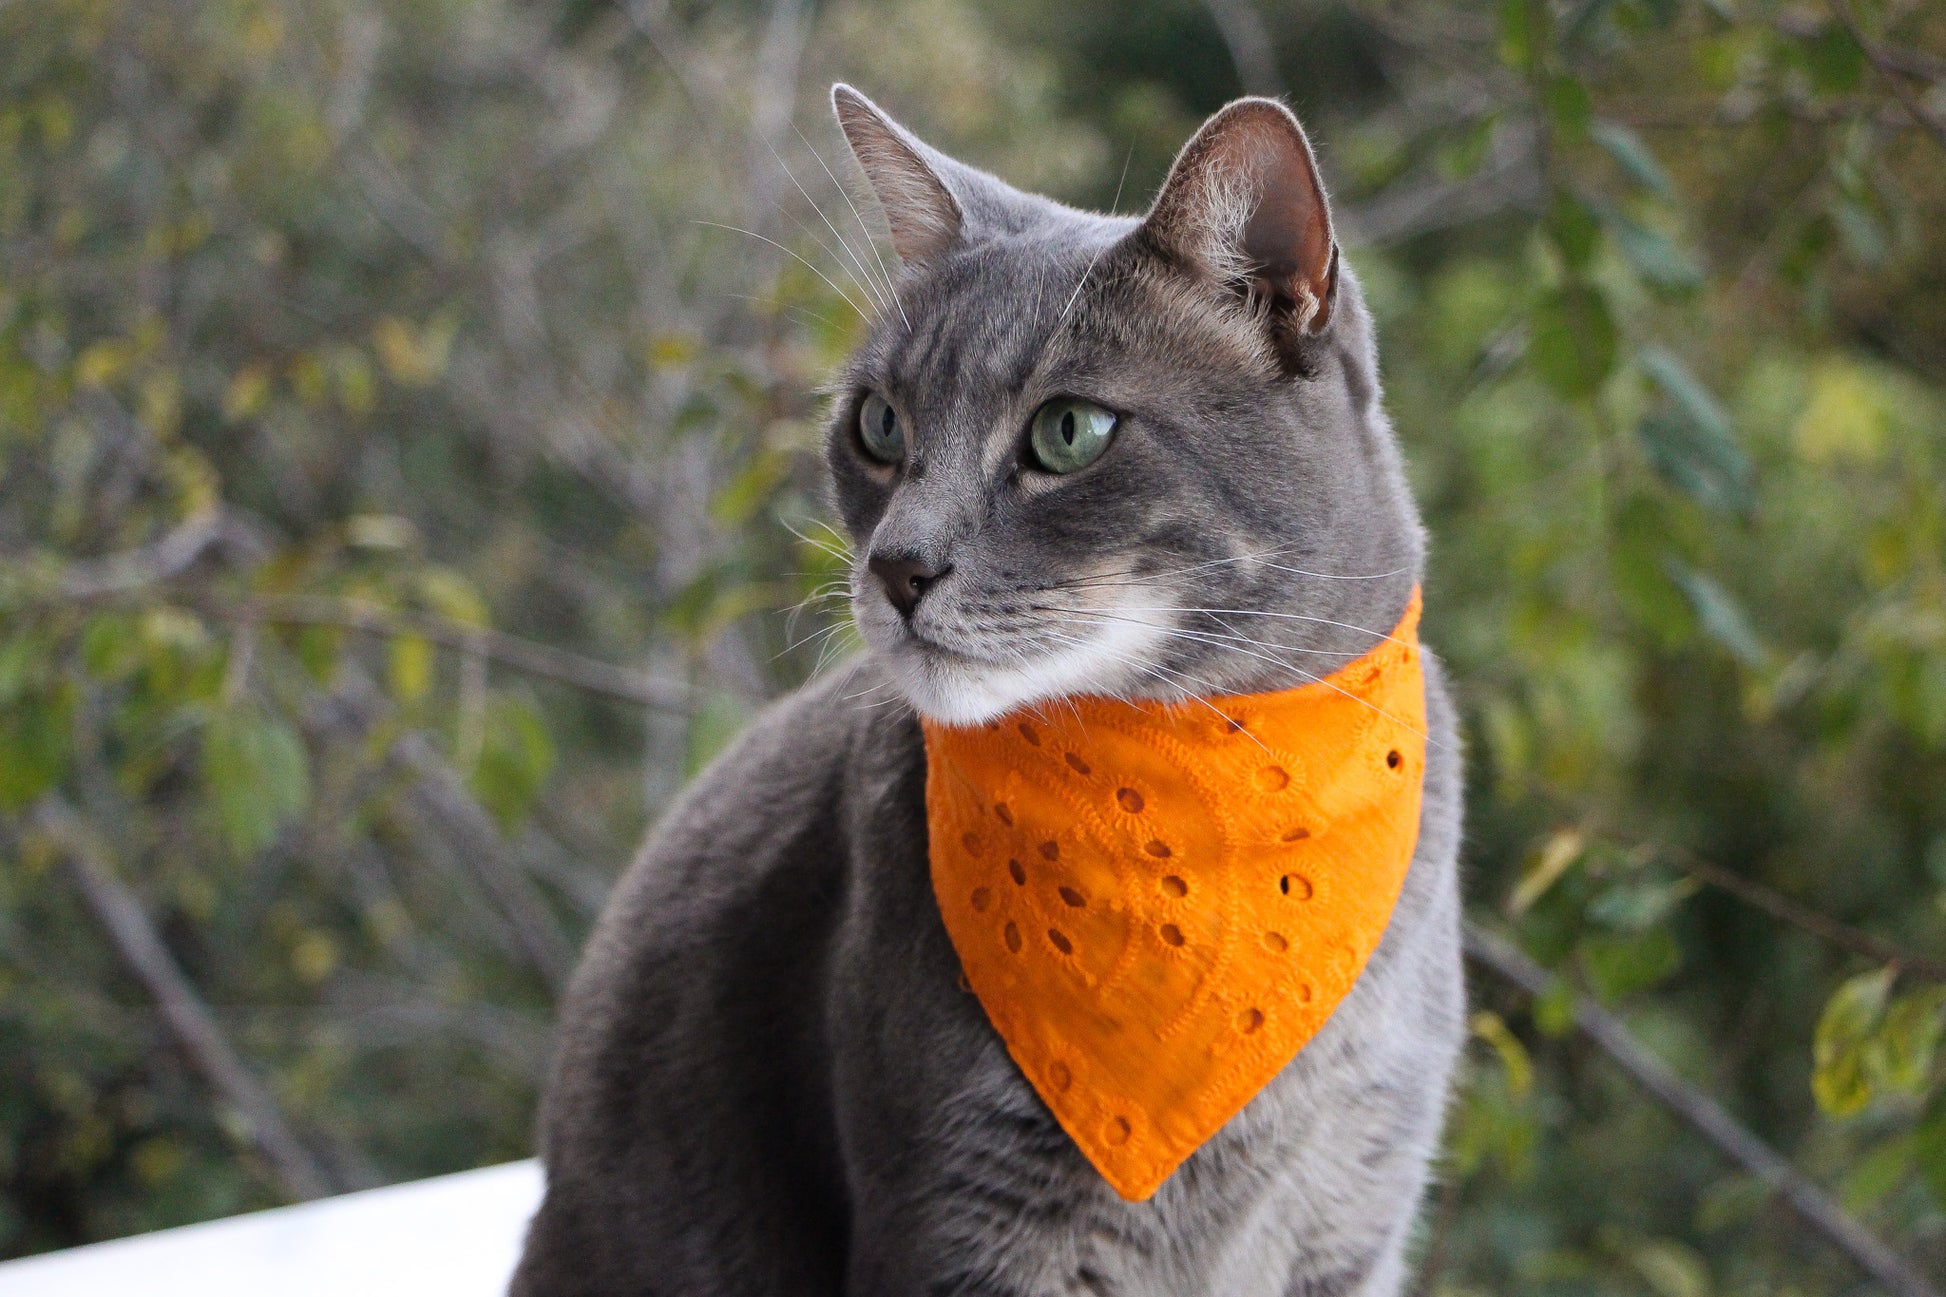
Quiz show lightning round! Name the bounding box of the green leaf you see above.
[1533,976,1578,1039]
[1509,827,1586,914]
[1635,409,1753,514]
[1840,1133,1914,1214]
[1831,194,1887,266]
[1634,348,1753,511]
[1812,967,1894,1117]
[1545,77,1592,142]
[294,624,343,685]
[1592,120,1677,201]
[0,688,72,812]
[1666,564,1767,668]
[1638,349,1724,435]
[1611,498,1699,641]
[1604,211,1703,292]
[467,695,555,834]
[80,613,142,681]
[710,450,790,528]
[1917,1092,1946,1209]
[1547,190,1601,272]
[1801,23,1865,95]
[1876,985,1946,1096]
[1437,113,1498,180]
[1530,284,1616,399]
[1628,1239,1711,1297]
[1587,875,1692,933]
[1497,0,1535,71]
[1580,928,1680,1002]
[202,707,310,855]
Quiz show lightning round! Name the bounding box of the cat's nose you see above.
[869,554,950,620]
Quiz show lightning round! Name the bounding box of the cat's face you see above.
[826,88,1423,724]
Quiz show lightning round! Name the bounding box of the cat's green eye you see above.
[857,392,905,464]
[1028,399,1117,475]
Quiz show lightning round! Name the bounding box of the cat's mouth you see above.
[852,582,1179,725]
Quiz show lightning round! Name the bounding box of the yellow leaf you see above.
[417,568,489,627]
[75,339,134,387]
[289,353,327,406]
[333,346,377,416]
[290,932,339,984]
[1509,827,1586,914]
[345,514,416,550]
[1795,359,1890,465]
[242,10,285,58]
[389,633,434,703]
[138,371,182,438]
[1629,1240,1712,1297]
[372,315,454,387]
[645,332,700,370]
[223,364,272,421]
[1470,1010,1534,1096]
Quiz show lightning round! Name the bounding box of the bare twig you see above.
[1662,846,1946,982]
[1343,135,1546,246]
[1829,0,1946,149]
[195,593,696,713]
[390,730,577,994]
[1464,922,1944,1297]
[56,512,228,599]
[1200,0,1282,97]
[35,798,336,1203]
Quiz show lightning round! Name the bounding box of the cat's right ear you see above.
[1140,98,1341,352]
[831,84,964,265]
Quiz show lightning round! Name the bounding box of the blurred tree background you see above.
[3,0,1945,1290]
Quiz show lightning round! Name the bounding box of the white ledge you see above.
[0,1160,542,1296]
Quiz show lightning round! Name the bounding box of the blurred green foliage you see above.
[3,0,1945,1289]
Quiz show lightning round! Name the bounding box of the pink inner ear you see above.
[1144,100,1340,337]
[1241,159,1331,304]
[1231,125,1335,330]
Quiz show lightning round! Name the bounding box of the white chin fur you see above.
[857,600,1178,726]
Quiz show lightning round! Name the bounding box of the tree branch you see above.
[1829,0,1946,150]
[1661,846,1946,982]
[198,593,697,714]
[35,798,337,1203]
[55,512,230,599]
[1200,0,1282,97]
[1463,921,1943,1297]
[390,729,577,994]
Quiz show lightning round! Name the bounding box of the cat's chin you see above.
[864,614,1180,727]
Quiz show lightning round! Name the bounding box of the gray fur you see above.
[511,88,1464,1297]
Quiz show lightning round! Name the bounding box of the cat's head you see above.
[825,86,1423,724]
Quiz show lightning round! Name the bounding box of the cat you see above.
[509,85,1464,1297]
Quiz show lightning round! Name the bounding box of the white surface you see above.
[0,1159,543,1296]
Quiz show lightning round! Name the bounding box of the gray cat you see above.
[509,86,1464,1297]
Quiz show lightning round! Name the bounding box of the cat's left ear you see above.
[1140,98,1340,347]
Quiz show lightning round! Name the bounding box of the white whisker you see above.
[694,220,872,323]
[762,135,892,318]
[790,120,908,331]
[1052,147,1135,332]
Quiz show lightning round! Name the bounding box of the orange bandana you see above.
[921,592,1426,1201]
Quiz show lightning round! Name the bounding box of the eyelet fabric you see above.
[922,591,1427,1200]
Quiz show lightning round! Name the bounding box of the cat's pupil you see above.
[881,407,896,437]
[1060,411,1075,445]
